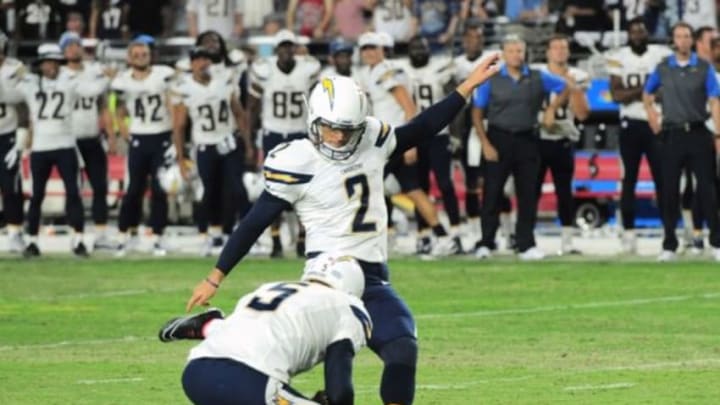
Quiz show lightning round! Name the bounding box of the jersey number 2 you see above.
[345,174,377,233]
[37,92,65,120]
[247,283,302,311]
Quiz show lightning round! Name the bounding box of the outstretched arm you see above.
[186,191,291,312]
[392,53,500,157]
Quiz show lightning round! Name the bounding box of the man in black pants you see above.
[607,17,671,254]
[111,40,176,256]
[472,35,567,260]
[172,47,251,257]
[534,34,590,255]
[13,44,89,257]
[643,22,720,262]
[59,31,116,251]
[402,36,464,253]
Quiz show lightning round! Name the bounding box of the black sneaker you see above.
[73,242,89,257]
[450,236,465,255]
[296,240,305,258]
[270,242,284,258]
[158,308,224,342]
[416,236,432,255]
[23,242,41,258]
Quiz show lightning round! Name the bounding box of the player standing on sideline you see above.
[111,40,176,257]
[11,44,91,257]
[175,30,252,241]
[472,35,568,261]
[248,29,321,259]
[356,31,455,256]
[453,23,488,243]
[183,55,501,405]
[607,17,671,254]
[533,34,590,255]
[0,30,28,253]
[58,32,116,251]
[160,254,371,405]
[172,47,251,257]
[643,22,720,262]
[321,39,356,80]
[399,35,464,253]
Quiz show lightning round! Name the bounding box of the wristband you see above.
[205,278,220,289]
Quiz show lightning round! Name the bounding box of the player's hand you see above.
[482,141,499,161]
[647,109,661,135]
[542,108,556,130]
[404,148,418,165]
[3,148,19,169]
[179,160,190,180]
[186,279,217,312]
[457,52,501,97]
[311,391,329,405]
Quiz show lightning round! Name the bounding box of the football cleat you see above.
[23,242,41,258]
[158,308,224,342]
[8,232,26,253]
[518,247,545,261]
[73,242,89,258]
[657,250,677,262]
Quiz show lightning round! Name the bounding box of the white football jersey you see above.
[62,62,110,139]
[263,117,397,262]
[373,0,414,41]
[681,0,717,29]
[0,57,25,135]
[533,64,589,141]
[173,73,237,145]
[249,55,321,133]
[188,281,371,384]
[13,71,86,151]
[606,45,672,120]
[356,60,409,126]
[110,65,175,135]
[186,0,243,38]
[397,56,455,134]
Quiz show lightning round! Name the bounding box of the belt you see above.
[488,125,537,136]
[264,129,306,138]
[662,121,706,133]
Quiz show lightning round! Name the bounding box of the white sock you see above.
[28,235,38,244]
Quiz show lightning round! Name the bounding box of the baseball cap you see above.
[35,43,66,65]
[377,31,394,49]
[358,32,382,48]
[274,29,297,47]
[329,38,354,55]
[58,31,82,51]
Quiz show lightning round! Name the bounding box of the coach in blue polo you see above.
[471,34,567,261]
[643,21,720,262]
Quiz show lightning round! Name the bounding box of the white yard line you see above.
[563,382,636,392]
[25,287,187,302]
[76,377,143,385]
[0,335,153,352]
[416,292,720,319]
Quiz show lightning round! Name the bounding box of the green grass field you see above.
[1,257,719,404]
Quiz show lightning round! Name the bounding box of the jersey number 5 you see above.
[345,174,377,233]
[247,283,303,311]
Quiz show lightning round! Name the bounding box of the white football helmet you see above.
[301,253,365,298]
[306,76,368,161]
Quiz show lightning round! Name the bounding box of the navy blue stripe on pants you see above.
[118,133,169,235]
[195,142,248,232]
[77,137,108,225]
[0,133,24,225]
[28,148,84,235]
